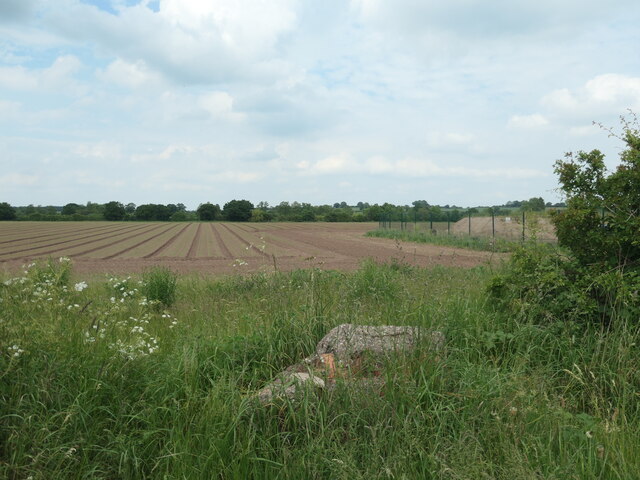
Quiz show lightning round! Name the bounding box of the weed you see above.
[142,266,177,308]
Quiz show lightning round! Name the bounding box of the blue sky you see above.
[1,0,639,209]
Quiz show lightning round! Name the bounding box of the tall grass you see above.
[1,258,638,478]
[367,228,520,252]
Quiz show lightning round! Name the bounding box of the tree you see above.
[364,204,383,221]
[223,200,254,221]
[134,204,171,221]
[250,209,273,222]
[197,202,221,221]
[167,204,179,216]
[552,114,640,269]
[429,205,443,221]
[135,204,156,221]
[522,197,545,212]
[490,113,640,326]
[412,200,429,209]
[154,204,171,221]
[170,211,188,221]
[0,202,16,220]
[103,201,126,221]
[85,202,103,215]
[62,203,82,216]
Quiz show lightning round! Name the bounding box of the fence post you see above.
[491,208,495,239]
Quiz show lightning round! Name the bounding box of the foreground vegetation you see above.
[2,256,639,479]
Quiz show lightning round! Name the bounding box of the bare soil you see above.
[0,222,503,276]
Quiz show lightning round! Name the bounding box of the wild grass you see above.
[142,266,178,308]
[1,257,638,478]
[367,228,520,252]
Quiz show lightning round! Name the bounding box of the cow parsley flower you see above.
[8,345,24,358]
[74,281,88,292]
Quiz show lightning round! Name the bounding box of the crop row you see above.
[0,222,374,263]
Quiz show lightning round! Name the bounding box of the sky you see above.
[1,0,639,209]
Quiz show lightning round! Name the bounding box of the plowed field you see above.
[0,222,499,275]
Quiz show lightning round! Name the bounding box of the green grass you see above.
[367,228,520,252]
[1,257,639,478]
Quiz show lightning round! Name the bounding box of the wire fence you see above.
[378,211,558,244]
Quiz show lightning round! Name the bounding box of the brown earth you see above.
[0,222,503,276]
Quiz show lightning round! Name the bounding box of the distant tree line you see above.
[0,197,564,222]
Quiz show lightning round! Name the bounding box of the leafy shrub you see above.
[142,267,177,307]
[488,244,597,323]
[491,112,640,325]
[552,112,640,269]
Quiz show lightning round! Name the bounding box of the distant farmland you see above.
[0,222,496,275]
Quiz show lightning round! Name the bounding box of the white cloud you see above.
[363,156,547,179]
[569,125,599,136]
[366,155,393,174]
[508,114,549,129]
[198,91,244,122]
[542,74,640,114]
[97,58,164,89]
[160,0,298,55]
[585,74,640,104]
[0,65,37,90]
[0,173,39,187]
[130,145,195,164]
[0,55,83,93]
[0,99,21,117]
[298,153,355,175]
[40,0,300,86]
[312,153,351,174]
[425,131,473,145]
[73,171,126,188]
[217,171,262,183]
[73,142,122,160]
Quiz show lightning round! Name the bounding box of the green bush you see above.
[491,112,640,325]
[142,267,177,307]
[552,112,640,269]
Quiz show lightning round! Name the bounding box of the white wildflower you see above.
[74,281,88,292]
[9,345,24,358]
